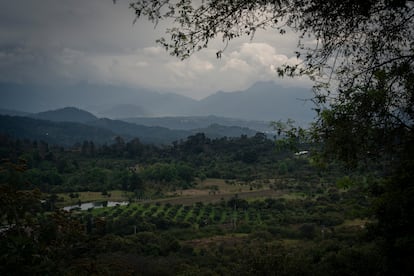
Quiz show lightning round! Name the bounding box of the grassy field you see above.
[156,178,282,205]
[55,178,282,207]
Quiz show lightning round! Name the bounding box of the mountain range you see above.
[0,81,315,124]
[0,80,315,145]
[193,81,314,123]
[122,115,272,132]
[0,107,260,145]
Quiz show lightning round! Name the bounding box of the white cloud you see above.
[221,57,251,72]
[231,42,300,68]
[143,46,165,56]
[188,58,214,72]
[48,42,312,99]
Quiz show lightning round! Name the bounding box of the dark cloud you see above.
[0,0,312,99]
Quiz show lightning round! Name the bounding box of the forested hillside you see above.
[0,114,260,146]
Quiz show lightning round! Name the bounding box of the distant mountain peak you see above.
[31,107,98,123]
[195,81,314,123]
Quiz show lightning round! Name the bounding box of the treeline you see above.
[0,133,319,194]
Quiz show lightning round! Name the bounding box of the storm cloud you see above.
[0,0,312,99]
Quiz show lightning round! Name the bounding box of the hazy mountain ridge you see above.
[86,118,191,144]
[0,108,31,117]
[194,81,314,123]
[0,115,116,146]
[31,107,98,123]
[123,115,273,132]
[0,81,314,123]
[96,104,150,119]
[0,82,197,116]
[20,107,262,143]
[0,113,261,146]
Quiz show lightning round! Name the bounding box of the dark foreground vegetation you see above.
[0,133,408,275]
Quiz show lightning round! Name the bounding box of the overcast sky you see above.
[0,0,313,99]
